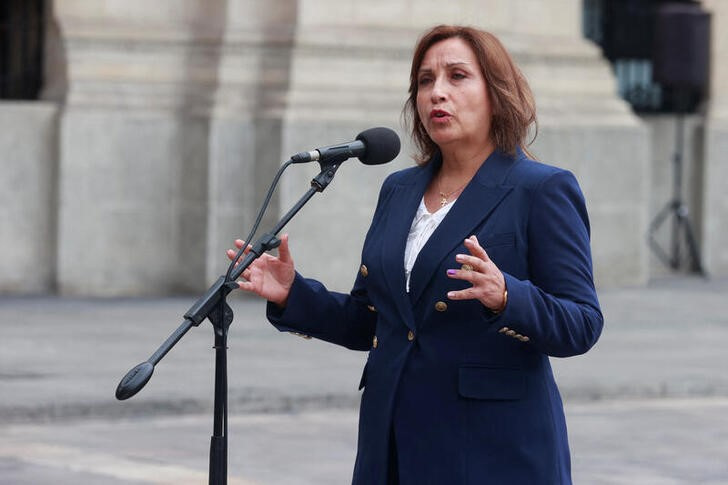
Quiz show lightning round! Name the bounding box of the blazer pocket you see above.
[458,365,526,401]
[482,232,515,249]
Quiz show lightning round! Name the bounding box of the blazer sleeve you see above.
[265,172,399,351]
[493,170,603,357]
[266,272,376,351]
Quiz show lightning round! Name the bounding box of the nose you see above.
[430,75,447,103]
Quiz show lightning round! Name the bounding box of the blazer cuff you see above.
[265,272,308,333]
[483,272,523,324]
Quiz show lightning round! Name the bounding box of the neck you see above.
[438,140,496,180]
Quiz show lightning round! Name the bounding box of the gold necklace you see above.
[438,178,469,207]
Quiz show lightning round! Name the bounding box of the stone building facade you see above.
[1,0,725,296]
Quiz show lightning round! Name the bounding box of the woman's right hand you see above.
[226,234,295,307]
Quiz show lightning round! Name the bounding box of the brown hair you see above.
[403,25,537,164]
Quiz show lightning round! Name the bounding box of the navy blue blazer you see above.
[268,148,603,484]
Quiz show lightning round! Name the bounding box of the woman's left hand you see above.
[446,235,507,312]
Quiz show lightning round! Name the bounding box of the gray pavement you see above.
[2,399,727,484]
[1,276,727,483]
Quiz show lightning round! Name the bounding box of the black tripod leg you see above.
[670,202,682,269]
[649,201,677,268]
[678,210,708,276]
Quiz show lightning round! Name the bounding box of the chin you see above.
[428,133,459,148]
[426,126,454,141]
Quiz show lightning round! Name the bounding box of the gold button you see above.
[407,330,415,341]
[360,264,369,277]
[435,301,448,312]
[367,305,377,312]
[372,335,378,348]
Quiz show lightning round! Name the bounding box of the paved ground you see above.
[2,398,727,484]
[1,276,727,483]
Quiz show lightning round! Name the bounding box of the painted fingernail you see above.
[447,269,456,276]
[447,291,455,298]
[455,254,464,262]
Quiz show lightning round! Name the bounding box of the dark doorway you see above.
[0,0,45,100]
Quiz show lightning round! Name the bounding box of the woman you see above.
[229,25,602,485]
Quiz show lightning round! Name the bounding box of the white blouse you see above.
[404,197,456,292]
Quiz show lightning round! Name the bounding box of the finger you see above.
[227,248,246,261]
[464,235,490,262]
[455,254,486,273]
[277,234,292,263]
[446,268,479,283]
[240,267,252,281]
[234,239,253,254]
[447,288,477,300]
[241,265,263,289]
[238,280,257,293]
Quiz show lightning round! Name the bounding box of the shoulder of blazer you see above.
[383,164,425,187]
[505,156,574,191]
[367,165,423,225]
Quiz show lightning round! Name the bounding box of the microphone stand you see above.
[115,158,346,485]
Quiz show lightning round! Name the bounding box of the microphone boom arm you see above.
[115,159,344,399]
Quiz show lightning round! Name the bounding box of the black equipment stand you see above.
[115,161,344,485]
[648,109,706,276]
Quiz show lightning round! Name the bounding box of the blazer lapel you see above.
[407,150,517,307]
[378,159,439,329]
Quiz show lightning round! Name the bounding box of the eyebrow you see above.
[418,61,471,74]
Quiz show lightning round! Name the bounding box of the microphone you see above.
[291,127,401,165]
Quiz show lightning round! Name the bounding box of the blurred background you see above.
[1,1,728,484]
[1,0,727,297]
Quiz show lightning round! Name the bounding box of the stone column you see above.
[0,2,62,294]
[277,6,413,292]
[702,0,728,275]
[203,0,297,284]
[53,0,296,295]
[0,102,58,293]
[280,0,649,290]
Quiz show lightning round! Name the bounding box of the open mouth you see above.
[431,110,450,119]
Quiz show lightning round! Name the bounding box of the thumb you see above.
[277,234,293,263]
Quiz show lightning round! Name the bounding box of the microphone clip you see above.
[311,159,344,192]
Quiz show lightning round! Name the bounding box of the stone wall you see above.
[8,0,719,295]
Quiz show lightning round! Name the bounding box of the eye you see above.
[418,76,433,86]
[451,71,467,80]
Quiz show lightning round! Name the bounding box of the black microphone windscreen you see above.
[355,127,401,165]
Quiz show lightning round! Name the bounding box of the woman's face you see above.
[416,37,492,153]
